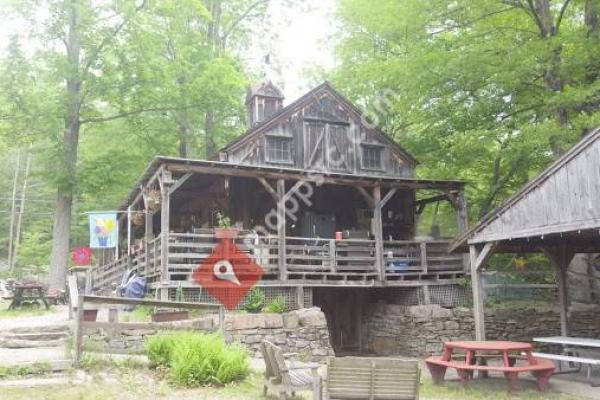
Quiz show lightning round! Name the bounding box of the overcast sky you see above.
[0,0,336,102]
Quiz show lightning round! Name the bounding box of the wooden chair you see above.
[326,357,420,400]
[260,340,322,400]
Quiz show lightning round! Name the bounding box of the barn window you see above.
[266,136,292,163]
[361,145,383,170]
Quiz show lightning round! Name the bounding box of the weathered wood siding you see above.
[225,86,415,178]
[473,135,600,242]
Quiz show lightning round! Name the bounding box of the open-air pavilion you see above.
[451,127,600,341]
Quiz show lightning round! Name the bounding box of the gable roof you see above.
[222,82,419,166]
[450,126,600,251]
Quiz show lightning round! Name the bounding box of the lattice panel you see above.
[167,286,301,311]
[426,284,471,307]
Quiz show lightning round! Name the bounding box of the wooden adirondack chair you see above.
[325,357,420,400]
[260,340,322,400]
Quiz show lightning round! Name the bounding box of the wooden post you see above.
[544,244,574,337]
[454,190,470,273]
[277,179,287,280]
[160,181,171,301]
[455,190,468,233]
[469,242,496,341]
[420,242,428,273]
[372,185,385,281]
[72,293,84,366]
[126,205,132,256]
[296,286,304,309]
[218,306,225,330]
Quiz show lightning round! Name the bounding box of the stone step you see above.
[1,331,70,342]
[0,324,70,335]
[0,338,67,349]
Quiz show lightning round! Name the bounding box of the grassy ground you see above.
[0,365,583,400]
[0,300,55,319]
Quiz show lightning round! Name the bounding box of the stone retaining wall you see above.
[364,303,600,357]
[84,307,334,361]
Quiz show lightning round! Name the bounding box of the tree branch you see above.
[221,0,269,45]
[80,103,206,124]
[555,0,572,35]
[82,0,147,75]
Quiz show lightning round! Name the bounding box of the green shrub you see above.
[146,333,177,368]
[243,288,264,313]
[264,297,285,313]
[145,332,250,387]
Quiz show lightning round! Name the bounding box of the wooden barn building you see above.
[90,82,470,353]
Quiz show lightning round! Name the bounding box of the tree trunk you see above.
[7,149,21,270]
[586,0,599,37]
[178,110,190,157]
[11,150,31,269]
[48,0,81,289]
[204,110,216,159]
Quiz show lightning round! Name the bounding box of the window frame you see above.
[361,144,384,171]
[265,135,293,165]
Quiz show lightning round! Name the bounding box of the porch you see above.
[89,157,468,296]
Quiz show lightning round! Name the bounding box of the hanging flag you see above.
[89,212,118,248]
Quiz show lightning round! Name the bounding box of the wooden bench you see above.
[532,352,600,387]
[426,356,555,392]
[260,340,322,400]
[326,357,420,400]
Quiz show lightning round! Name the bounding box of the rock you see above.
[121,329,155,336]
[370,336,397,355]
[444,321,460,330]
[296,308,327,327]
[282,312,299,329]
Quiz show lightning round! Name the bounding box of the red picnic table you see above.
[426,341,555,392]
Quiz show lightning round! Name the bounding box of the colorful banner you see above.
[89,212,118,249]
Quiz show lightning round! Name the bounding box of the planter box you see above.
[215,228,239,239]
[151,310,189,322]
[83,309,98,322]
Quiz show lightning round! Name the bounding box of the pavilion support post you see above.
[372,185,385,281]
[159,174,172,301]
[544,244,575,337]
[277,179,287,281]
[469,242,496,341]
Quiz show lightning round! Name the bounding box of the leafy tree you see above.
[331,0,600,221]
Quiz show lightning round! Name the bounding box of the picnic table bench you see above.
[426,341,554,392]
[533,336,600,387]
[7,283,50,310]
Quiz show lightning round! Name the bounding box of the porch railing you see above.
[89,232,465,291]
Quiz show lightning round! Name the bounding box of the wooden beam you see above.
[543,244,575,336]
[380,188,398,209]
[355,186,374,208]
[257,177,279,201]
[474,242,496,271]
[282,180,307,203]
[469,242,497,341]
[277,179,287,280]
[166,163,465,191]
[168,172,192,196]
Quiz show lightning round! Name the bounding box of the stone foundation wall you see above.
[222,307,334,360]
[84,307,334,361]
[364,303,600,357]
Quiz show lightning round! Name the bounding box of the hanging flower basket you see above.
[131,212,144,226]
[146,189,161,212]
